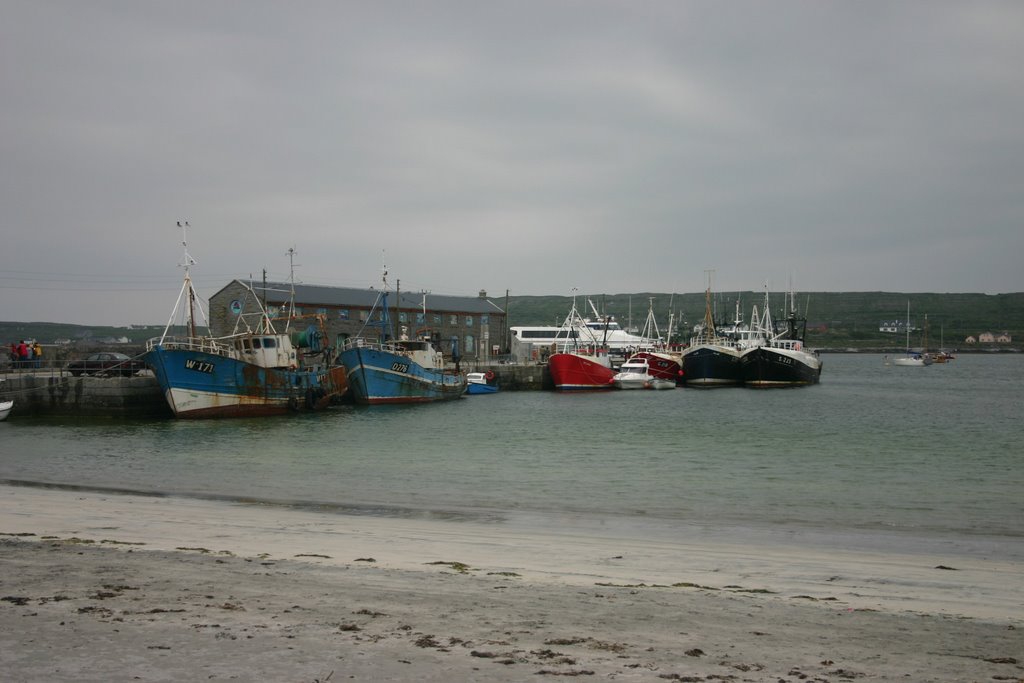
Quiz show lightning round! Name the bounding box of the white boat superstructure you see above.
[510,297,655,363]
[581,298,653,352]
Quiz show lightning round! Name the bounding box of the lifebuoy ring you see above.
[484,371,495,381]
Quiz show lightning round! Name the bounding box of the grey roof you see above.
[223,280,505,315]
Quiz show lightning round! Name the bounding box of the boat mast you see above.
[179,220,197,338]
[701,269,716,340]
[285,246,298,331]
[905,301,911,354]
[641,297,660,346]
[380,254,392,342]
[159,220,211,341]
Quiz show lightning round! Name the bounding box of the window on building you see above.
[416,313,425,324]
[317,308,328,316]
[450,315,458,326]
[465,316,473,327]
[399,312,408,323]
[481,315,489,325]
[359,310,368,322]
[339,309,350,320]
[465,334,475,356]
[433,314,442,325]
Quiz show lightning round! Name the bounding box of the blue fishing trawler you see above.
[145,226,345,418]
[338,272,466,405]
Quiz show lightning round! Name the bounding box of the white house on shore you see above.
[966,331,1012,344]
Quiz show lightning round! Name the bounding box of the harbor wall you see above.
[0,372,172,418]
[0,364,550,418]
[467,364,551,391]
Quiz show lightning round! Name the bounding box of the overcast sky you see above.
[2,1,1022,326]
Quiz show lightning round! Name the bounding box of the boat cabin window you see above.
[515,330,580,340]
[263,338,277,349]
[252,338,262,349]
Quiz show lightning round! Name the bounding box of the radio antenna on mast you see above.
[177,220,197,337]
[178,220,195,272]
[285,246,299,322]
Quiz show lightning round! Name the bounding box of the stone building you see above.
[208,280,507,361]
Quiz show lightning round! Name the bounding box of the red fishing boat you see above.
[547,293,616,391]
[549,350,615,390]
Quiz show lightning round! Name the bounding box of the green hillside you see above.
[3,291,1022,351]
[0,322,197,347]
[503,291,1024,350]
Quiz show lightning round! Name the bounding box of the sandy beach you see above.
[1,485,1021,682]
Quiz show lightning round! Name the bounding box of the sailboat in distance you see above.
[892,301,933,367]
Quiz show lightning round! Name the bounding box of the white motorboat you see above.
[0,399,13,421]
[612,355,675,390]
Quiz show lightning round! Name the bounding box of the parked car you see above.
[67,352,148,377]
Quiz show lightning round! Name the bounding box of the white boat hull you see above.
[613,375,649,390]
[165,387,293,417]
[892,356,930,367]
[612,374,676,390]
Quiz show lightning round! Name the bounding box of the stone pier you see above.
[0,372,171,418]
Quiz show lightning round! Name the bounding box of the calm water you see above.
[2,354,1022,558]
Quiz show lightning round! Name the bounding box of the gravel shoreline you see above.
[2,537,1021,682]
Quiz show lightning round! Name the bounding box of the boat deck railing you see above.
[343,337,441,357]
[342,338,411,355]
[690,332,739,347]
[146,336,232,357]
[766,337,807,351]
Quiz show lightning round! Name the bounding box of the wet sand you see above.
[1,485,1021,681]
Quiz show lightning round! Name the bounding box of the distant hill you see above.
[3,291,1022,351]
[0,322,198,347]
[502,291,1024,349]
